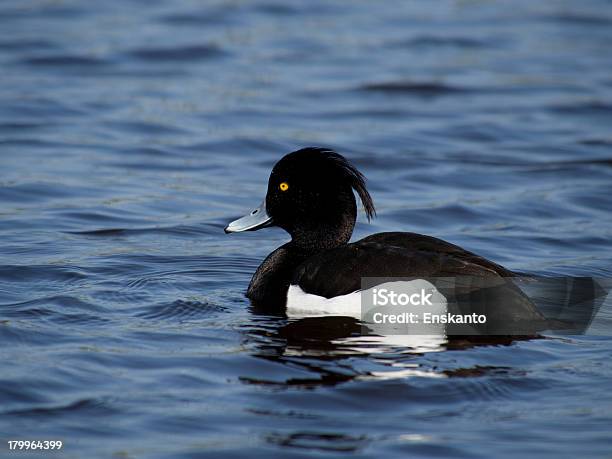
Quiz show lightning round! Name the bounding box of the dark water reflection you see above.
[1,0,612,457]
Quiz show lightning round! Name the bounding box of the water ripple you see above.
[21,55,110,68]
[4,398,117,418]
[134,299,227,321]
[128,44,226,62]
[359,81,470,96]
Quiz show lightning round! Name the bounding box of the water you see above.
[1,0,612,457]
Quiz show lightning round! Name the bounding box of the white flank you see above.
[286,279,447,319]
[286,284,364,318]
[286,279,449,353]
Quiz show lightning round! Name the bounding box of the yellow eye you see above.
[279,182,289,192]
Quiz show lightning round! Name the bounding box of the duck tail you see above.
[516,276,611,334]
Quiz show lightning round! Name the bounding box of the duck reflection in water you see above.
[240,312,542,388]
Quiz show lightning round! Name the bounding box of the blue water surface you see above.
[1,1,612,458]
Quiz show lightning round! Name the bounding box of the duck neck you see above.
[247,207,356,310]
[289,211,355,254]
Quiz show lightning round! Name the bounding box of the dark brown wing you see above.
[292,232,515,298]
[291,232,547,328]
[358,232,515,277]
